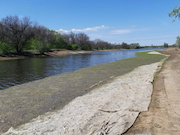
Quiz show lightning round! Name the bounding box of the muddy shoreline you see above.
[0,50,90,61]
[0,49,122,61]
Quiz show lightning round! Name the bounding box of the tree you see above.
[130,43,140,49]
[169,6,180,22]
[121,42,130,49]
[75,33,91,50]
[0,42,13,54]
[176,36,180,48]
[0,22,4,39]
[31,26,53,53]
[62,32,76,45]
[0,16,36,53]
[163,42,169,48]
[50,32,67,49]
[93,39,112,50]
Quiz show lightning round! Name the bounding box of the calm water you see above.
[0,48,161,90]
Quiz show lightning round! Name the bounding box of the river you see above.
[0,48,161,90]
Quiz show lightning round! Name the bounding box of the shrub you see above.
[71,44,79,50]
[29,39,50,54]
[66,44,79,50]
[0,42,13,54]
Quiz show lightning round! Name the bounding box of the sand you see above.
[3,59,163,135]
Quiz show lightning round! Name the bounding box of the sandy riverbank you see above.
[3,58,165,134]
[44,50,93,57]
[0,49,120,61]
[0,50,92,61]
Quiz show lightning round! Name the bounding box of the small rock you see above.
[154,123,161,128]
[1,120,6,124]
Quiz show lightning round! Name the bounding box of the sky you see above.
[0,0,180,46]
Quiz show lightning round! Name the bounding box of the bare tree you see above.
[93,39,113,50]
[0,22,4,40]
[75,33,90,50]
[61,32,76,45]
[0,16,35,53]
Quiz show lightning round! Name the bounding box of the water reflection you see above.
[0,48,161,90]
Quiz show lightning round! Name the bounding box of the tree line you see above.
[0,16,140,55]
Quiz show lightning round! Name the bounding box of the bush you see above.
[71,44,79,50]
[66,44,79,50]
[29,39,50,54]
[0,42,13,54]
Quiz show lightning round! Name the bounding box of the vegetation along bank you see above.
[0,15,159,56]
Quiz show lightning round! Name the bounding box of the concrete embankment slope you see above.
[0,51,166,134]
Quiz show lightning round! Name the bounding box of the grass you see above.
[152,56,168,82]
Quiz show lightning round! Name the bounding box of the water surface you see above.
[0,48,161,90]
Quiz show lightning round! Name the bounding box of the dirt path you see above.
[125,48,180,135]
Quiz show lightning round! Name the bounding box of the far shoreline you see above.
[0,49,124,61]
[0,48,162,61]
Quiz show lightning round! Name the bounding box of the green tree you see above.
[28,38,50,54]
[50,32,68,49]
[0,42,13,54]
[32,26,52,53]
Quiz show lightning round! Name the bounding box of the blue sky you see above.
[0,0,180,46]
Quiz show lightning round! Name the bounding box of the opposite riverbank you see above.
[0,49,123,61]
[0,50,166,134]
[0,50,92,61]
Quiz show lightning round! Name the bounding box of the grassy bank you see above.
[0,51,166,133]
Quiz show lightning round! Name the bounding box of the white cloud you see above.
[57,29,69,33]
[111,29,132,34]
[111,27,152,35]
[56,25,108,34]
